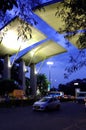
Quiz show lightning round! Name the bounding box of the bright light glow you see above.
[8,59,11,68]
[48,84,50,91]
[75,88,80,93]
[24,66,28,72]
[2,30,29,50]
[30,51,35,57]
[47,61,54,65]
[34,69,38,74]
[2,30,21,50]
[36,89,40,95]
[74,83,79,85]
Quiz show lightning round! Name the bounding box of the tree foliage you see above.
[64,50,86,78]
[56,0,86,35]
[0,0,85,47]
[0,0,18,13]
[0,0,42,44]
[0,79,19,95]
[37,74,48,95]
[55,0,86,77]
[56,0,86,47]
[58,78,86,96]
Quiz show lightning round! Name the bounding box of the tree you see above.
[1,0,85,47]
[58,78,86,96]
[37,74,49,95]
[64,50,86,78]
[0,79,19,95]
[55,0,86,45]
[0,0,18,13]
[55,0,86,78]
[0,0,42,44]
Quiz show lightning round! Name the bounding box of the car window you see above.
[40,97,49,102]
[48,98,54,103]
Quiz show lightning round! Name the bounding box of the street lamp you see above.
[74,82,80,97]
[47,61,53,89]
[74,82,79,86]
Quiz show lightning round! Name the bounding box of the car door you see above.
[47,98,55,109]
[53,98,60,108]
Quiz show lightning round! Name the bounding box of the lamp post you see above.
[74,82,79,97]
[47,61,53,89]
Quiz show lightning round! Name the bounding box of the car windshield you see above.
[49,93,60,96]
[40,97,50,102]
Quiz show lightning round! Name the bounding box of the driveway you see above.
[0,102,86,130]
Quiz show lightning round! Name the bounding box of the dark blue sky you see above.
[25,48,86,87]
[35,50,86,87]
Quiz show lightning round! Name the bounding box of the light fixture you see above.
[74,83,79,85]
[47,61,54,65]
[47,61,54,88]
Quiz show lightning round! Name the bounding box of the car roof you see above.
[43,96,57,99]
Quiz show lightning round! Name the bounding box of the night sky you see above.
[36,50,86,87]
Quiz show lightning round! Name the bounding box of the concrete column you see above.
[3,55,11,79]
[19,60,26,91]
[30,63,37,96]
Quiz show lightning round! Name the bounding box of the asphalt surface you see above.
[0,102,86,130]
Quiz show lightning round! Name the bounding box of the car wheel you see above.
[45,106,49,111]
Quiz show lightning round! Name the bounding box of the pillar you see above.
[3,55,11,79]
[30,63,37,96]
[19,60,26,91]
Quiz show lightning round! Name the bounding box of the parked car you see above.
[47,91,64,100]
[33,96,60,111]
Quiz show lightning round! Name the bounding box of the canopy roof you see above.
[34,2,86,49]
[0,17,66,65]
[0,0,85,65]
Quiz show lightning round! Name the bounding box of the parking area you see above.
[0,102,86,130]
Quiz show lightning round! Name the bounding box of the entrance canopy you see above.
[0,0,85,65]
[0,17,66,65]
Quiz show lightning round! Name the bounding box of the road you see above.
[0,102,86,130]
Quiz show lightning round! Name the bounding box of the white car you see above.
[33,96,60,111]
